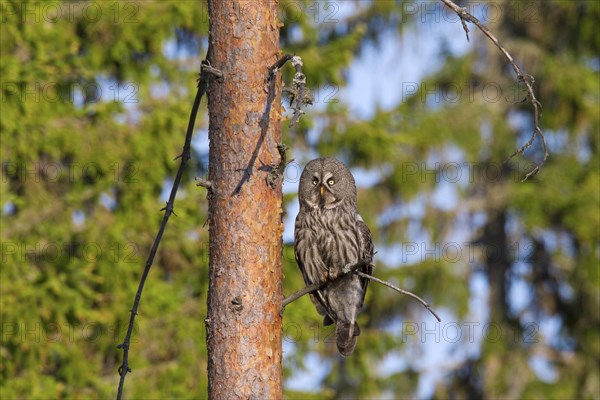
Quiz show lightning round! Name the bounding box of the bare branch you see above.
[116,58,222,400]
[266,144,293,189]
[267,54,294,77]
[201,60,224,81]
[283,261,441,323]
[440,0,548,180]
[282,260,369,308]
[355,271,441,322]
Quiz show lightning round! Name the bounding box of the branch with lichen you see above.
[266,54,312,127]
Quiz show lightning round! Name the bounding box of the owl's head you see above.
[298,157,357,210]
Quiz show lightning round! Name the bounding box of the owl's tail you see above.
[336,321,360,356]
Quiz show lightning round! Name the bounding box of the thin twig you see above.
[116,58,222,400]
[460,16,470,42]
[440,0,548,180]
[355,271,441,322]
[282,260,369,308]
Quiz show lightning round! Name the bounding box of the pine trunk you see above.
[205,1,283,399]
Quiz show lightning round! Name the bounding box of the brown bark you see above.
[205,1,283,399]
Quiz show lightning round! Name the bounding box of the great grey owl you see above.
[294,157,374,356]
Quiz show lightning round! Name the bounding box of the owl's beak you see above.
[319,185,324,197]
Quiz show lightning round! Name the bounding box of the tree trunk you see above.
[205,1,283,399]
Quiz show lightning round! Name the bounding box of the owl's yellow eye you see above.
[327,178,335,186]
[312,178,318,186]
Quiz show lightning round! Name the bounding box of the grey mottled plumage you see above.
[294,157,374,356]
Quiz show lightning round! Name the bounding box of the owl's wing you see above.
[356,213,374,307]
[294,250,330,317]
[294,221,330,316]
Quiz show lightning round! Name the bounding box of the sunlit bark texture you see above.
[205,1,283,398]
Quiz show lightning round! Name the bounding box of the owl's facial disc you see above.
[304,170,341,209]
[318,172,340,209]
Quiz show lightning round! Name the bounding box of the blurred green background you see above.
[1,0,598,399]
